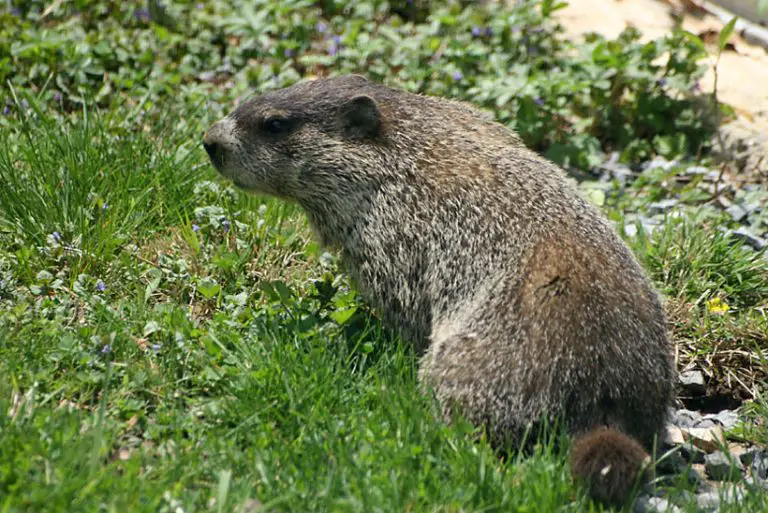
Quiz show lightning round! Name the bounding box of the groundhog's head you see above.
[203,74,391,203]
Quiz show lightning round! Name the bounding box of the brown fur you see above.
[571,427,652,507]
[203,74,675,507]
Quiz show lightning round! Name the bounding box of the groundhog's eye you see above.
[261,116,291,136]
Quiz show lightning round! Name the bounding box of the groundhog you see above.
[203,74,675,507]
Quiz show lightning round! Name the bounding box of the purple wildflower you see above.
[332,35,342,45]
[196,2,204,8]
[152,343,162,352]
[101,344,112,353]
[485,27,493,37]
[192,223,200,232]
[657,78,667,87]
[452,71,463,81]
[52,231,62,242]
[328,45,338,57]
[134,9,150,22]
[691,80,701,92]
[2,106,9,116]
[221,219,230,232]
[11,7,21,17]
[284,48,294,58]
[534,97,545,106]
[96,280,106,292]
[316,21,328,33]
[471,27,482,37]
[53,91,62,102]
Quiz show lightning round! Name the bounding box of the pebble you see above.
[727,227,767,251]
[641,158,678,172]
[704,451,743,481]
[681,465,706,488]
[703,410,740,430]
[656,448,688,475]
[751,450,768,481]
[621,214,662,237]
[635,495,681,513]
[647,199,680,215]
[663,424,685,446]
[599,163,635,184]
[696,489,721,511]
[691,418,718,429]
[679,442,705,464]
[669,409,702,428]
[702,170,723,182]
[678,370,706,395]
[726,204,749,222]
[685,426,726,452]
[684,165,711,175]
[665,409,726,452]
[198,71,216,82]
[696,485,747,511]
[739,448,759,466]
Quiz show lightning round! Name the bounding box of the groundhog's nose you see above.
[203,138,220,162]
[204,119,237,169]
[203,130,224,168]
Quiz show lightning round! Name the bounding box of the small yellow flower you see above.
[706,297,730,315]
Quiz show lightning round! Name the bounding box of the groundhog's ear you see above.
[340,95,380,139]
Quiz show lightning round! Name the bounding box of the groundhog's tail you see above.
[570,426,652,507]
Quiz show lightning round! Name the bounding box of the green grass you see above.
[1,96,766,513]
[1,0,767,511]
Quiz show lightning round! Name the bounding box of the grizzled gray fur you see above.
[203,74,675,506]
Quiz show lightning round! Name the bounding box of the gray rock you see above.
[670,409,703,428]
[703,410,740,430]
[678,370,706,395]
[751,450,768,481]
[702,170,723,182]
[696,485,747,511]
[692,418,717,429]
[622,215,660,238]
[739,448,759,466]
[677,465,706,489]
[656,449,688,475]
[684,165,711,175]
[599,163,635,184]
[641,158,677,172]
[745,475,768,490]
[623,223,639,238]
[726,204,749,222]
[704,451,744,481]
[742,200,762,215]
[727,227,767,250]
[680,442,706,464]
[635,495,682,513]
[198,71,216,82]
[648,199,680,216]
[696,489,721,511]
